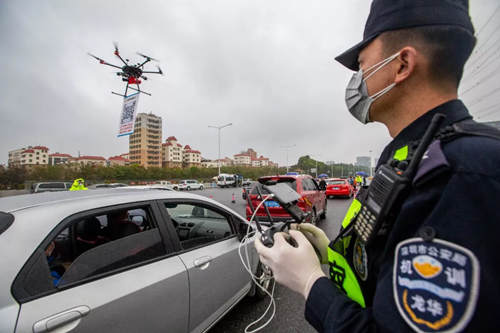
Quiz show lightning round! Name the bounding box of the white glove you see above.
[291,223,330,264]
[255,230,325,299]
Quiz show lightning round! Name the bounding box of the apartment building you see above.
[129,113,162,168]
[201,158,219,168]
[8,146,49,167]
[77,156,107,167]
[234,148,275,167]
[49,153,73,165]
[108,155,130,166]
[162,136,183,168]
[183,145,201,167]
[251,156,270,167]
[234,153,251,166]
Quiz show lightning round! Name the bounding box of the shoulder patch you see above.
[413,140,450,186]
[393,237,479,332]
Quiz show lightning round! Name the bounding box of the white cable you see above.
[237,194,279,333]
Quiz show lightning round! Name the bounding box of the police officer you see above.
[255,0,500,331]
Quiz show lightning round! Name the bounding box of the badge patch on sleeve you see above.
[393,238,479,332]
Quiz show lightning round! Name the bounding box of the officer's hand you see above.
[291,223,330,264]
[255,230,325,299]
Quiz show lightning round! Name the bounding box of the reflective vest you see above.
[327,146,410,307]
[69,178,88,191]
[327,197,366,307]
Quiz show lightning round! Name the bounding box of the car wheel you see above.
[173,187,178,191]
[187,186,191,191]
[200,186,204,190]
[320,201,327,219]
[252,261,273,300]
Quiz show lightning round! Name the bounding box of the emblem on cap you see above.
[393,237,479,332]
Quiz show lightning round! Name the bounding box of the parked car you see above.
[325,178,354,198]
[154,180,178,191]
[242,179,253,186]
[178,180,204,191]
[245,174,327,223]
[30,182,72,193]
[0,189,269,333]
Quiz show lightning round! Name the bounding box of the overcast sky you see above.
[1,0,498,167]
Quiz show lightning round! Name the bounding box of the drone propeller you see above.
[113,41,119,54]
[137,52,158,62]
[88,53,106,64]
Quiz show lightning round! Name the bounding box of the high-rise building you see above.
[356,156,371,168]
[129,113,162,168]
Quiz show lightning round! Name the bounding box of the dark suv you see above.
[245,174,327,224]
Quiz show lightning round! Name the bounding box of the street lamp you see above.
[208,123,232,176]
[311,154,323,178]
[369,150,373,177]
[280,144,296,173]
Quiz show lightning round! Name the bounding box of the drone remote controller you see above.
[261,227,278,247]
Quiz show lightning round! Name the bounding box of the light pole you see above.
[208,123,232,176]
[311,154,322,178]
[369,150,373,177]
[280,144,296,173]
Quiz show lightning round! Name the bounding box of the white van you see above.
[217,174,236,188]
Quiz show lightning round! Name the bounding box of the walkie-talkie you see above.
[354,113,446,245]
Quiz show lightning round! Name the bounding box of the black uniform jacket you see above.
[305,100,500,332]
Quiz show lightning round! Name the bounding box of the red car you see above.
[325,178,354,198]
[245,174,327,224]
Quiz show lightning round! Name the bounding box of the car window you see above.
[328,180,345,185]
[310,179,320,191]
[301,178,312,191]
[164,203,233,250]
[252,179,297,194]
[39,183,65,189]
[12,205,166,301]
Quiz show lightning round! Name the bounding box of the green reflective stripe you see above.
[327,247,366,307]
[341,199,362,229]
[342,235,352,253]
[393,145,408,161]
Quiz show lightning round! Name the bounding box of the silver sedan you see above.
[0,189,269,333]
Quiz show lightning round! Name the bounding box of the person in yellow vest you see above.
[69,178,88,191]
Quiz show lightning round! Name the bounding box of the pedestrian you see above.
[255,0,500,331]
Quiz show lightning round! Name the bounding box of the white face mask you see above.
[344,52,400,124]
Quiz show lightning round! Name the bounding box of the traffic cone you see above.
[232,193,236,203]
[209,195,213,199]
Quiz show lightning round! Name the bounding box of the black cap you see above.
[335,0,474,71]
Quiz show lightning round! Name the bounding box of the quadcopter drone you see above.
[88,43,163,97]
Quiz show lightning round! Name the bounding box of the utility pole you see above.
[280,144,296,173]
[208,123,232,176]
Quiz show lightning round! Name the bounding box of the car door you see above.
[159,199,251,333]
[310,178,325,212]
[13,202,189,333]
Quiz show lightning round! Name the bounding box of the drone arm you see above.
[141,70,162,74]
[138,58,151,68]
[102,62,122,69]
